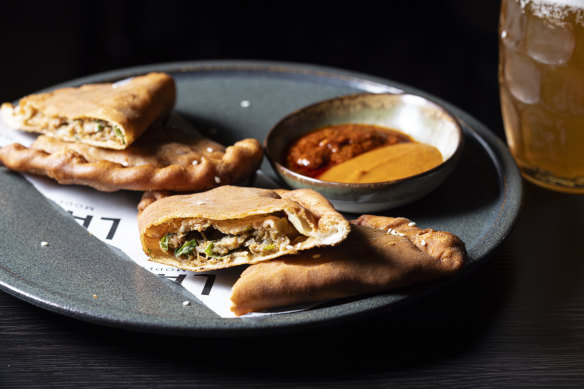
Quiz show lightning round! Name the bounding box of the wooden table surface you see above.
[1,1,583,387]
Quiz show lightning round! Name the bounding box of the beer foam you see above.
[518,0,584,25]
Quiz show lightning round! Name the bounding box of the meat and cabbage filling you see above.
[4,105,126,145]
[159,212,308,262]
[51,118,126,146]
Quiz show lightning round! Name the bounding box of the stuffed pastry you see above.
[1,72,176,150]
[138,186,351,272]
[0,114,263,192]
[230,214,466,316]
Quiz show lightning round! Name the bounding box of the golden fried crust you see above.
[0,115,263,192]
[137,186,351,272]
[275,189,350,245]
[352,214,466,270]
[137,190,173,215]
[0,72,176,149]
[230,215,466,316]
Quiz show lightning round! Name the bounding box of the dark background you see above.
[0,0,504,139]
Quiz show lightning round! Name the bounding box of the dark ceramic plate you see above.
[0,60,522,336]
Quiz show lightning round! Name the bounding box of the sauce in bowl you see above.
[285,123,443,183]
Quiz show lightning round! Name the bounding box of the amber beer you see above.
[499,0,584,192]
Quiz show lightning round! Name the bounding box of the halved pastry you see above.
[1,72,176,150]
[230,214,466,316]
[137,186,351,272]
[0,114,263,192]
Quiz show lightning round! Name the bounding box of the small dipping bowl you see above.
[264,92,464,213]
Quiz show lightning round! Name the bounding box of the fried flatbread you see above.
[137,186,351,272]
[230,214,466,316]
[0,72,176,150]
[0,114,263,192]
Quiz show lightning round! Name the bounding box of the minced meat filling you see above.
[159,214,306,261]
[11,106,125,145]
[51,118,125,145]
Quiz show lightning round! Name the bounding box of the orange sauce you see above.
[285,123,443,183]
[319,142,443,183]
[285,123,412,178]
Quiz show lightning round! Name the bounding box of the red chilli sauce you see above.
[285,123,413,178]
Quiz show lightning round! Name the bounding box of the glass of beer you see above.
[499,0,584,193]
